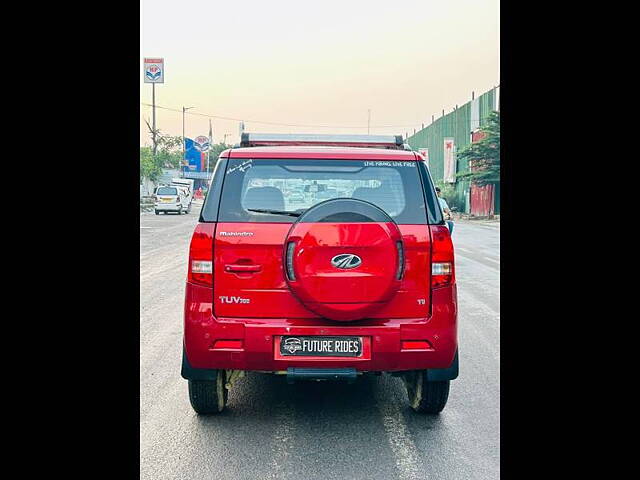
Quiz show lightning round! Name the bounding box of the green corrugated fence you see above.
[407,86,498,213]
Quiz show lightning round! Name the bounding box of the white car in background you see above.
[171,178,194,211]
[154,186,188,215]
[175,186,192,213]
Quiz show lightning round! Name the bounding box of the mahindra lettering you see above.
[182,133,458,415]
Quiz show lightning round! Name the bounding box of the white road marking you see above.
[269,402,295,479]
[482,256,499,264]
[377,391,422,480]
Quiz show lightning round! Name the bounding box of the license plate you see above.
[161,198,173,202]
[279,336,362,357]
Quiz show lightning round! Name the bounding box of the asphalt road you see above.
[140,207,500,480]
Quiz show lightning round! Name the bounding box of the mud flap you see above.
[181,347,218,381]
[426,350,459,381]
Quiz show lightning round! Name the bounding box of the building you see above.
[407,86,499,215]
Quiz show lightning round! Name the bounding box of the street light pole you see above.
[152,83,157,157]
[182,106,194,178]
[206,119,212,182]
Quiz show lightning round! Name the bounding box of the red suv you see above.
[182,133,457,415]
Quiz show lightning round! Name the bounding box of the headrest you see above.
[243,186,285,211]
[351,186,401,216]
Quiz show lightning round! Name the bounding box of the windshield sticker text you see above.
[363,161,415,167]
[228,160,253,174]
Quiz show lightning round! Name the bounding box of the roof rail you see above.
[240,133,405,150]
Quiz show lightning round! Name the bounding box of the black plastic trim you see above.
[199,157,229,223]
[416,158,444,225]
[181,347,218,381]
[285,241,296,281]
[426,349,459,381]
[396,240,405,280]
[216,158,427,224]
[286,367,357,384]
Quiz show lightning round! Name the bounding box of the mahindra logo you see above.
[331,254,362,269]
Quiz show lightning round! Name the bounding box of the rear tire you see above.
[188,371,228,414]
[155,210,159,215]
[403,371,450,414]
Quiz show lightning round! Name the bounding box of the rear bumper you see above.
[154,203,181,211]
[182,282,457,375]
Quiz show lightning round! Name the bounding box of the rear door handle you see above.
[225,264,262,273]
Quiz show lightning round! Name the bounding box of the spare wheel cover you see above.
[284,198,403,321]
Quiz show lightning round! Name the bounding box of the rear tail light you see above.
[430,225,455,288]
[432,263,452,275]
[188,223,215,286]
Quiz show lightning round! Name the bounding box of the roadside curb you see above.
[453,213,499,221]
[140,201,203,215]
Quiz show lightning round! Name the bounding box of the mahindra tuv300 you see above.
[181,133,458,415]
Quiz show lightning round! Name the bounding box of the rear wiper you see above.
[247,208,302,217]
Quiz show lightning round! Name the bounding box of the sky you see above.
[140,0,499,147]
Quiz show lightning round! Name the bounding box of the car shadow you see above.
[194,372,447,432]
[187,372,458,479]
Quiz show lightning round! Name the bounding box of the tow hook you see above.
[224,370,245,390]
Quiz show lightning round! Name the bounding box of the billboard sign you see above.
[443,138,456,183]
[144,58,164,83]
[470,97,480,132]
[194,135,211,152]
[184,138,202,171]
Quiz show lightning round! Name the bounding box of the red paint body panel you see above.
[213,223,431,320]
[220,146,418,160]
[285,221,402,321]
[184,281,457,372]
[185,147,457,373]
[186,221,456,372]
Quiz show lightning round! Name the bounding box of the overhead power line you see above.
[141,83,498,135]
[140,102,422,130]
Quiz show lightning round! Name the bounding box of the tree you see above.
[140,146,162,182]
[140,135,181,183]
[140,117,232,183]
[143,118,183,170]
[455,111,500,186]
[155,135,183,169]
[207,142,231,170]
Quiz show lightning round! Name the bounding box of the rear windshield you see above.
[217,158,429,224]
[156,187,178,195]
